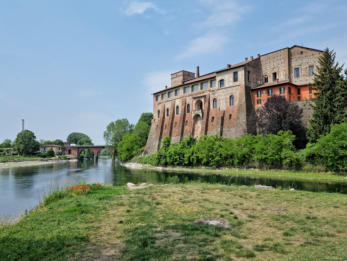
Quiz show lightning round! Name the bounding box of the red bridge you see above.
[65,145,114,164]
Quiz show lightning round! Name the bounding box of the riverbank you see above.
[123,162,347,183]
[0,159,77,169]
[0,183,346,260]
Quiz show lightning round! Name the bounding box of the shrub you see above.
[46,148,55,157]
[306,123,347,172]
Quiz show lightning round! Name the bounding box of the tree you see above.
[104,119,133,153]
[46,148,55,157]
[256,96,306,148]
[133,112,153,146]
[1,139,12,148]
[117,133,142,162]
[137,112,153,127]
[67,132,93,145]
[307,48,347,142]
[14,130,40,155]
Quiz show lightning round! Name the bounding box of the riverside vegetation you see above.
[0,183,346,260]
[138,123,347,173]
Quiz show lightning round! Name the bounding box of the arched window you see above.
[176,105,179,115]
[230,95,235,106]
[187,104,191,113]
[213,98,217,108]
[157,110,160,118]
[219,79,225,88]
[166,108,170,116]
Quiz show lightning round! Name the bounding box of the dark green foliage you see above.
[141,131,303,170]
[117,134,142,162]
[46,148,55,157]
[0,139,12,148]
[67,132,93,145]
[307,48,347,142]
[304,123,347,172]
[14,130,40,156]
[257,96,307,148]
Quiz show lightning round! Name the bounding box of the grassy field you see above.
[1,183,346,260]
[0,155,68,163]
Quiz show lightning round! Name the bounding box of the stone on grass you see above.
[193,219,229,228]
[254,184,273,189]
[127,182,153,190]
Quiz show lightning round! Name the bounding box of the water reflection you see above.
[1,159,346,221]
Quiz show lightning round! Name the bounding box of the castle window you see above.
[211,79,216,87]
[175,88,180,96]
[157,110,160,118]
[187,104,191,113]
[247,71,251,82]
[294,67,300,78]
[211,116,214,122]
[166,108,170,116]
[229,114,232,120]
[257,90,261,97]
[219,79,225,88]
[264,75,268,83]
[156,95,160,101]
[192,84,199,92]
[162,93,167,99]
[300,51,304,55]
[298,96,301,101]
[309,65,314,76]
[233,71,238,82]
[184,86,190,94]
[168,91,174,98]
[268,89,273,96]
[201,82,208,90]
[272,72,277,82]
[297,88,301,95]
[257,99,261,104]
[176,105,179,115]
[280,87,285,94]
[262,90,266,94]
[230,95,235,106]
[213,98,217,108]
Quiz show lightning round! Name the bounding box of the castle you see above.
[145,45,322,154]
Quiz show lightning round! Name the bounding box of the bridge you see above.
[65,145,114,164]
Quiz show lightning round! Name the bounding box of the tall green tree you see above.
[67,132,93,145]
[133,113,153,146]
[307,48,347,142]
[1,139,12,148]
[14,130,40,155]
[103,119,133,153]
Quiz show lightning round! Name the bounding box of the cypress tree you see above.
[307,48,346,142]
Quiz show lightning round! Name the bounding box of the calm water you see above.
[1,159,346,221]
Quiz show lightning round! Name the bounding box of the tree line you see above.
[103,113,153,161]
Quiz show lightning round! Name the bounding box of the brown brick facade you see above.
[145,46,322,154]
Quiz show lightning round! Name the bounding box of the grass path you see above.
[1,184,347,260]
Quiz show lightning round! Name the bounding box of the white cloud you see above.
[177,0,247,59]
[177,32,228,60]
[144,70,171,93]
[123,1,159,16]
[199,0,248,28]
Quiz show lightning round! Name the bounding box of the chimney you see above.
[227,64,231,68]
[257,53,261,58]
[196,66,200,78]
[250,56,254,60]
[245,57,248,61]
[21,119,24,131]
[165,85,168,89]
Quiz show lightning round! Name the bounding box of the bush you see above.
[305,123,347,172]
[46,149,55,157]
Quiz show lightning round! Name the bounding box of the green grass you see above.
[0,155,67,163]
[1,183,347,260]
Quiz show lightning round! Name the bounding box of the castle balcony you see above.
[193,109,203,119]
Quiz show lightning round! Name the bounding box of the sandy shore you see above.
[0,159,77,169]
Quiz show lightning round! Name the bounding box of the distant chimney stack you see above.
[165,85,168,89]
[245,57,248,61]
[21,119,24,131]
[257,53,261,58]
[250,56,254,60]
[227,64,231,68]
[196,66,200,78]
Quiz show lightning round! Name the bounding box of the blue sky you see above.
[1,0,346,144]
